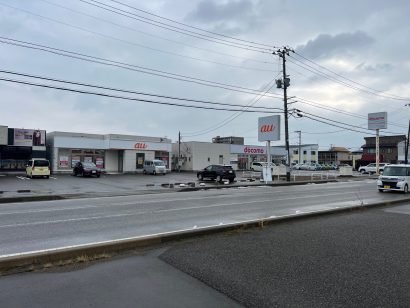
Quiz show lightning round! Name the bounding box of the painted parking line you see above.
[16,176,29,180]
[50,177,58,180]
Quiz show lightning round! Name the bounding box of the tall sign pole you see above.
[368,112,387,174]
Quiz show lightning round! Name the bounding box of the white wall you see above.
[105,150,118,173]
[192,142,231,171]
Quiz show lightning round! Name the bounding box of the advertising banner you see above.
[59,156,69,168]
[96,157,104,168]
[258,115,281,141]
[14,128,46,146]
[368,112,387,130]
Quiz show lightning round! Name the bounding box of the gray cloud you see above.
[355,62,393,72]
[187,0,254,22]
[296,31,375,59]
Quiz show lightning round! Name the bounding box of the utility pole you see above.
[178,131,181,172]
[295,130,301,164]
[274,47,294,182]
[405,104,410,164]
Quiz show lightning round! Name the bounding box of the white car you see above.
[250,162,275,172]
[377,164,410,193]
[358,163,388,174]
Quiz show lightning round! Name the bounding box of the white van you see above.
[143,159,167,175]
[377,164,410,193]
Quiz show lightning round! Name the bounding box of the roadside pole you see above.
[376,128,380,174]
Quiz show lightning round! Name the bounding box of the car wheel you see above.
[45,175,49,179]
[143,170,146,174]
[97,174,100,178]
[197,174,203,180]
[378,189,384,193]
[216,175,222,183]
[80,171,84,177]
[404,185,409,194]
[153,171,156,175]
[360,169,366,174]
[229,178,234,183]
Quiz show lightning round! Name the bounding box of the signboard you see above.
[96,157,104,168]
[258,115,280,141]
[368,112,387,130]
[59,156,69,168]
[13,128,46,146]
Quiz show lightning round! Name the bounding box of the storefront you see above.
[0,125,47,171]
[47,131,171,173]
[230,144,287,170]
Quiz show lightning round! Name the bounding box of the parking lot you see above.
[0,169,371,199]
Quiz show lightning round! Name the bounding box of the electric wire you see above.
[0,76,282,113]
[107,0,279,50]
[294,51,410,101]
[79,0,273,53]
[0,37,283,99]
[1,1,275,74]
[0,69,282,111]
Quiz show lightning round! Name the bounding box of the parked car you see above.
[250,162,275,172]
[377,164,410,193]
[358,163,388,174]
[25,158,50,179]
[73,161,101,177]
[292,163,303,170]
[143,159,166,175]
[197,164,236,183]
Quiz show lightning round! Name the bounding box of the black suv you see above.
[197,165,236,183]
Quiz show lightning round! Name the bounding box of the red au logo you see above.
[260,125,274,133]
[134,143,148,149]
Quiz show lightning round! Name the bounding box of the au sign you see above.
[260,125,274,133]
[134,143,148,149]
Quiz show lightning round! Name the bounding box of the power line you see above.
[289,54,410,102]
[79,0,273,53]
[107,0,278,50]
[182,76,280,137]
[295,96,408,129]
[0,76,283,113]
[3,1,275,74]
[0,36,283,99]
[294,51,410,101]
[0,68,282,111]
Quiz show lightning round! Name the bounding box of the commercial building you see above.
[212,136,244,145]
[0,125,47,171]
[172,141,287,171]
[361,135,406,164]
[289,144,319,164]
[318,146,351,165]
[47,131,171,174]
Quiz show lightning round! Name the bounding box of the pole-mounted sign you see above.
[368,112,387,174]
[258,115,280,142]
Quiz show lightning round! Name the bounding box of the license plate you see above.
[384,185,390,189]
[229,171,232,173]
[92,171,96,173]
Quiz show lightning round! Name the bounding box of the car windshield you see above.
[83,162,97,168]
[154,161,165,166]
[383,166,407,176]
[223,166,233,170]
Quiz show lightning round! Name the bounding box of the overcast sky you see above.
[1,0,409,150]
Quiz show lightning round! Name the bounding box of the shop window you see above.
[303,150,307,155]
[311,151,316,155]
[136,153,145,169]
[208,157,210,162]
[293,150,298,154]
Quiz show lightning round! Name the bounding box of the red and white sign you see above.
[258,115,280,141]
[368,112,387,130]
[134,143,148,149]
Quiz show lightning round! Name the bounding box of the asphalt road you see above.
[0,179,407,257]
[1,202,410,307]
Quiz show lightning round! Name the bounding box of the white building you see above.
[172,141,287,171]
[47,131,172,174]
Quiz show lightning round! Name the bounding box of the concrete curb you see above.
[1,195,409,275]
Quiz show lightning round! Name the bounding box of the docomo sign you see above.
[134,142,148,149]
[258,115,281,141]
[368,112,387,130]
[244,146,265,154]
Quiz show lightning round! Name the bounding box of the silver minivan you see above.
[143,159,167,175]
[377,164,410,193]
